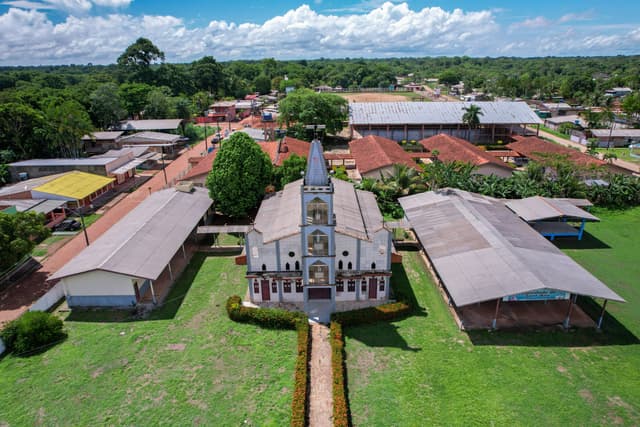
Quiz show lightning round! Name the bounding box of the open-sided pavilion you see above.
[398,189,624,330]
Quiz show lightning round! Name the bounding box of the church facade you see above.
[245,140,392,313]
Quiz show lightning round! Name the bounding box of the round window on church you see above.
[288,251,295,258]
[342,250,349,257]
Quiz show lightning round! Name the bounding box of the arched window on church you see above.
[261,264,267,271]
[285,262,290,271]
[308,230,329,256]
[295,261,300,271]
[309,261,329,285]
[347,261,352,270]
[307,197,328,224]
[338,260,343,270]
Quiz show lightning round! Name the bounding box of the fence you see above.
[0,255,41,292]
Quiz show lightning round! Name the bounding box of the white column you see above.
[150,280,157,304]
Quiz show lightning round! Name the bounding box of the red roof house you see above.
[348,135,418,178]
[420,134,513,177]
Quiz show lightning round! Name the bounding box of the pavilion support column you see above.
[168,262,174,281]
[492,298,501,329]
[150,280,157,305]
[537,124,540,136]
[404,124,408,141]
[182,243,187,259]
[563,294,577,329]
[597,299,608,330]
[492,124,495,143]
[578,220,586,240]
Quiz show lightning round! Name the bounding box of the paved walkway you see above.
[0,137,213,326]
[308,323,333,427]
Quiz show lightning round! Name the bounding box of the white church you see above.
[245,139,392,316]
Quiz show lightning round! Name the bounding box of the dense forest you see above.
[1,37,640,183]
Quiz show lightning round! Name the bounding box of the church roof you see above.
[304,139,329,186]
[253,178,384,243]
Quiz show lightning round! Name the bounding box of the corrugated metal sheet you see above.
[505,196,599,222]
[50,187,212,281]
[117,119,183,131]
[349,101,543,125]
[253,178,381,243]
[33,171,115,200]
[399,189,624,306]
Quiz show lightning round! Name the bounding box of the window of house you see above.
[361,280,367,293]
[347,262,353,270]
[295,261,300,270]
[336,280,344,292]
[271,282,277,293]
[261,264,267,271]
[309,261,329,285]
[285,262,290,271]
[283,280,292,293]
[379,281,385,292]
[338,260,343,270]
[307,230,329,256]
[253,280,260,293]
[295,280,303,293]
[347,280,356,292]
[371,262,376,270]
[307,197,329,224]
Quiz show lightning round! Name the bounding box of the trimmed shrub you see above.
[330,302,411,326]
[226,295,304,329]
[330,321,350,427]
[1,311,66,355]
[291,321,310,427]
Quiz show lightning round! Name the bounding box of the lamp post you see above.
[67,206,90,246]
[203,111,209,153]
[160,145,168,186]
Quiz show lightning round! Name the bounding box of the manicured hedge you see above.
[225,295,309,427]
[330,321,350,427]
[330,301,411,326]
[291,321,309,427]
[226,295,304,329]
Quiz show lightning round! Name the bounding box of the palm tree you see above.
[461,104,483,142]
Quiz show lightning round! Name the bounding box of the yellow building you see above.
[31,171,115,208]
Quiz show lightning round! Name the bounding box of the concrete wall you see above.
[30,282,65,312]
[360,229,392,271]
[62,270,136,307]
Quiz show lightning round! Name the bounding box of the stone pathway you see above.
[308,323,333,427]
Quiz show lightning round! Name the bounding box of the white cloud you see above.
[0,2,637,66]
[1,0,130,13]
[558,10,594,23]
[92,0,131,6]
[519,16,551,28]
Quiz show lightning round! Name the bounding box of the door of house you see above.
[308,287,331,300]
[368,278,377,299]
[261,280,271,301]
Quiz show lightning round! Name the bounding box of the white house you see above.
[245,140,392,316]
[50,186,212,307]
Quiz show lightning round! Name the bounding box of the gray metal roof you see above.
[304,140,329,186]
[9,158,114,167]
[117,119,183,131]
[119,131,181,143]
[0,173,68,197]
[399,189,624,306]
[505,197,600,222]
[591,129,640,138]
[82,131,124,140]
[0,198,65,214]
[92,147,148,159]
[197,225,251,234]
[50,187,212,281]
[253,178,382,244]
[349,102,543,126]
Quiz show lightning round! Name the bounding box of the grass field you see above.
[345,207,640,426]
[31,235,67,258]
[596,147,640,164]
[0,255,296,426]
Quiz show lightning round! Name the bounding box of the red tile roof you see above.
[181,150,217,181]
[506,137,606,168]
[275,136,310,166]
[259,142,279,164]
[348,135,417,174]
[419,134,512,170]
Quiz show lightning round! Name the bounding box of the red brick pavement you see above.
[0,136,216,325]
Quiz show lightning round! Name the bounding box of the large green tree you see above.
[278,88,348,137]
[117,37,165,84]
[89,83,125,129]
[0,211,50,271]
[143,87,172,119]
[0,103,46,159]
[206,132,273,218]
[43,99,94,158]
[191,56,224,95]
[118,82,153,118]
[274,154,306,188]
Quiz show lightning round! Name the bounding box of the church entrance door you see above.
[261,280,271,301]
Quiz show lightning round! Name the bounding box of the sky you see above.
[0,0,639,65]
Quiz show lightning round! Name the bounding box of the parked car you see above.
[55,219,81,232]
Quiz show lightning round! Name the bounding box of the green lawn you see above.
[0,255,297,426]
[31,235,68,258]
[596,147,640,164]
[70,213,102,228]
[539,125,572,140]
[346,208,640,426]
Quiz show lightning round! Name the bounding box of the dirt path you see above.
[308,323,333,427]
[0,136,214,326]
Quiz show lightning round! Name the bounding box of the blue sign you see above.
[503,289,570,302]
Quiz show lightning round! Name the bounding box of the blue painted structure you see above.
[67,295,136,307]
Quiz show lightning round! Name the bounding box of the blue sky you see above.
[0,0,638,65]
